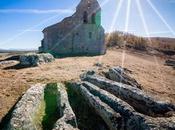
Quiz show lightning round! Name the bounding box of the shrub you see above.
[106,31,148,50]
[132,37,147,50]
[105,31,124,47]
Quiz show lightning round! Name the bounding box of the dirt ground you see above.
[0,49,175,122]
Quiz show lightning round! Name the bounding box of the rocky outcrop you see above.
[106,66,142,89]
[7,84,45,130]
[5,83,78,130]
[53,83,78,130]
[19,53,54,67]
[81,71,175,116]
[71,83,122,130]
[78,81,175,130]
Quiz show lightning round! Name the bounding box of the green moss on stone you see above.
[42,83,60,130]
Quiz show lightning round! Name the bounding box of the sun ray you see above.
[146,0,175,36]
[10,0,112,85]
[0,0,111,48]
[136,0,166,88]
[49,0,111,53]
[106,0,124,39]
[124,0,131,33]
[0,2,81,46]
[121,0,131,68]
[135,0,150,39]
[0,4,77,47]
[0,14,63,46]
[97,0,124,65]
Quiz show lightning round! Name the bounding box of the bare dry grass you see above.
[106,31,175,53]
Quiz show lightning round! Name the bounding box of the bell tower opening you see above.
[83,11,88,23]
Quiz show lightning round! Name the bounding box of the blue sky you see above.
[0,0,175,49]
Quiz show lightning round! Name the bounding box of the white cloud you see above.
[0,9,74,14]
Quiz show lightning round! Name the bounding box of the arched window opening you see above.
[83,11,88,23]
[92,13,96,24]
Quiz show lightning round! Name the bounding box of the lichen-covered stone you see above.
[81,81,175,130]
[6,83,78,130]
[81,72,175,116]
[39,0,106,56]
[0,60,18,65]
[7,84,45,130]
[71,82,122,130]
[107,66,142,89]
[19,53,54,67]
[53,83,78,130]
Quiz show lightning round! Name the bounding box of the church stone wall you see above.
[39,0,106,56]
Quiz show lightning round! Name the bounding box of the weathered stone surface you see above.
[19,53,54,67]
[6,83,78,130]
[0,60,18,65]
[53,122,78,130]
[81,72,175,116]
[0,60,18,69]
[71,82,122,130]
[39,0,106,56]
[107,66,142,89]
[53,83,78,130]
[81,81,175,130]
[7,84,45,130]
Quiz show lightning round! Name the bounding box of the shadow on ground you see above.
[0,96,22,129]
[3,64,35,70]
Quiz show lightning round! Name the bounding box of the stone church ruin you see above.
[39,0,106,56]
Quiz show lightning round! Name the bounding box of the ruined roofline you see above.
[43,0,101,33]
[42,15,74,33]
[76,0,101,10]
